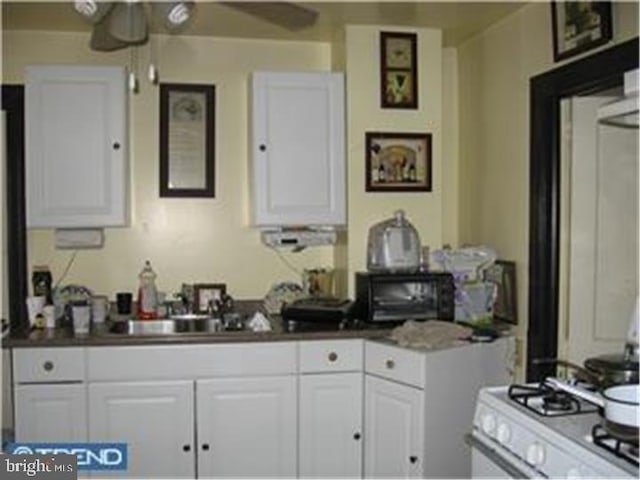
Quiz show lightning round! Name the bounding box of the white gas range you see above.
[469,381,638,478]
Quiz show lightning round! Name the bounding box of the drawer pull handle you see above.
[409,456,418,464]
[353,433,361,441]
[328,352,338,362]
[182,445,191,452]
[202,444,210,451]
[385,359,395,369]
[43,361,54,372]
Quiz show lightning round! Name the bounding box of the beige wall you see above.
[345,25,446,295]
[4,31,339,299]
[457,1,638,375]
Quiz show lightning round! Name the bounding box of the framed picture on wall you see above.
[159,83,216,198]
[485,260,518,324]
[551,1,612,62]
[365,132,432,192]
[380,31,418,109]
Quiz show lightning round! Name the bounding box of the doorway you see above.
[527,38,638,381]
[557,93,638,364]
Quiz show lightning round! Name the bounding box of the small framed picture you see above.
[159,83,216,198]
[365,132,432,192]
[380,31,418,109]
[193,283,226,314]
[485,260,518,324]
[551,1,612,62]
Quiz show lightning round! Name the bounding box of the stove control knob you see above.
[480,413,497,437]
[496,423,512,444]
[525,442,546,467]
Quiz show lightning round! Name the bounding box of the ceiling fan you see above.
[73,1,319,52]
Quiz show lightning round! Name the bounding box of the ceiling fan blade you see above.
[221,2,318,31]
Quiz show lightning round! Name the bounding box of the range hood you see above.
[597,69,639,129]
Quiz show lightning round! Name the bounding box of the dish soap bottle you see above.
[137,260,158,320]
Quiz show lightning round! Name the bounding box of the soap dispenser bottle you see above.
[137,260,158,320]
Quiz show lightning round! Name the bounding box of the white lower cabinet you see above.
[88,381,195,478]
[14,383,87,442]
[364,375,424,478]
[196,377,297,478]
[299,372,363,477]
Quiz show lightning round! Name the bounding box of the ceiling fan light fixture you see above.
[74,0,113,24]
[109,1,147,43]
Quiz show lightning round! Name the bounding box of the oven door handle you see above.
[465,433,533,479]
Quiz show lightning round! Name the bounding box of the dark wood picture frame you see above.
[365,132,432,192]
[485,260,518,325]
[160,83,215,198]
[380,31,418,109]
[193,283,226,314]
[551,1,612,62]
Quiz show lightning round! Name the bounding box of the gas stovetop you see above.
[473,383,638,478]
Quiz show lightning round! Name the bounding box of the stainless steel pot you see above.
[584,353,639,388]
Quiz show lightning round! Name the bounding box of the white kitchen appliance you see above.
[469,380,639,478]
[366,210,421,273]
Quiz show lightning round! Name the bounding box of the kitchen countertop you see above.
[2,315,394,348]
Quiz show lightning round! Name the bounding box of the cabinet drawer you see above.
[87,342,298,381]
[13,347,85,383]
[364,341,425,388]
[299,339,363,373]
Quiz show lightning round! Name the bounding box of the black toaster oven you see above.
[354,271,455,323]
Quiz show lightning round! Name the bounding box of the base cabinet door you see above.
[88,381,195,478]
[364,375,424,479]
[196,376,297,478]
[299,372,363,477]
[14,384,87,442]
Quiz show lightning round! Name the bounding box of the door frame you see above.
[1,85,28,333]
[527,38,639,381]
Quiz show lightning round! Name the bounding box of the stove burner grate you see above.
[592,424,639,467]
[508,381,599,417]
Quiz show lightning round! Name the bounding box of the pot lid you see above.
[585,353,639,372]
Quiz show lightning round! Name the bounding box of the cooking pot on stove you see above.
[584,353,639,388]
[548,379,640,443]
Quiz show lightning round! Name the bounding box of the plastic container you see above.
[137,261,158,320]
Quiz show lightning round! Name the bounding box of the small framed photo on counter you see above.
[485,260,518,325]
[194,283,226,313]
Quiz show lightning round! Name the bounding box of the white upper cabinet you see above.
[26,65,128,228]
[250,71,346,227]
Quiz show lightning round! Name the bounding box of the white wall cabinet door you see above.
[364,375,424,479]
[88,381,194,479]
[251,71,345,227]
[196,376,297,478]
[299,372,363,477]
[14,383,87,442]
[26,65,128,228]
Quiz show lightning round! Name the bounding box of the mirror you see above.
[159,83,216,197]
[527,38,638,381]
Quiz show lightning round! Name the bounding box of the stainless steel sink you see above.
[106,314,247,335]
